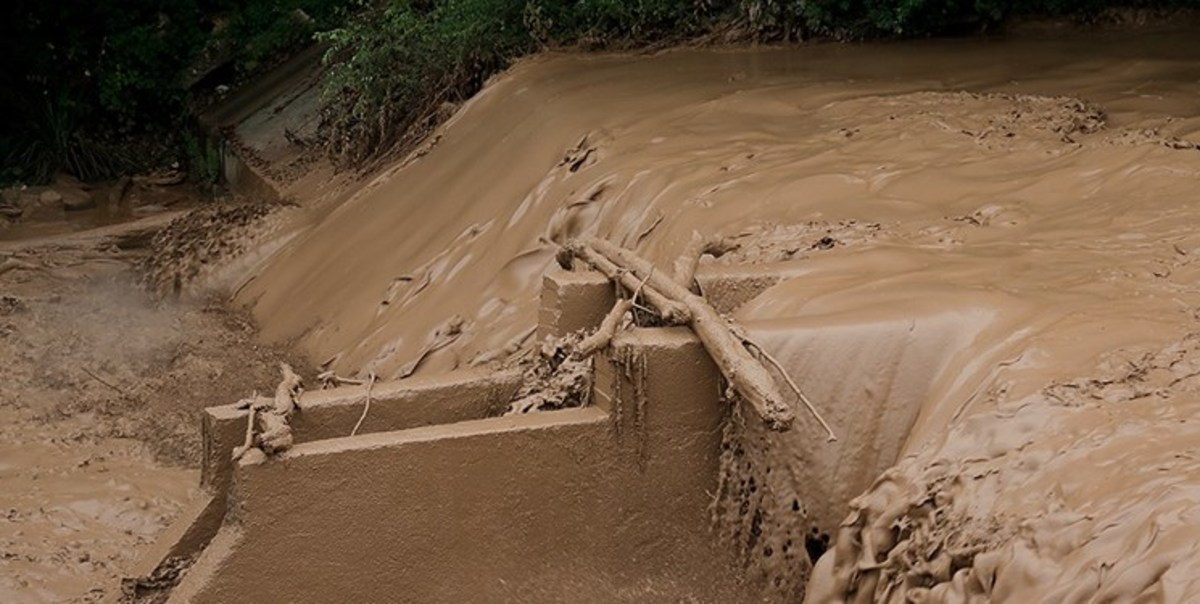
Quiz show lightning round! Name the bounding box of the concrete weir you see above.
[125,267,786,603]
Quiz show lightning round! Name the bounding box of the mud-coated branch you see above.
[673,230,740,290]
[571,238,795,431]
[564,241,690,324]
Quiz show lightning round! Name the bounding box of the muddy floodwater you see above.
[6,23,1200,602]
[243,25,1200,601]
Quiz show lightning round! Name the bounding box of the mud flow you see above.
[6,23,1200,603]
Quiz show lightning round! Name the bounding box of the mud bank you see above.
[225,25,1200,601]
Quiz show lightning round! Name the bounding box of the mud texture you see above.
[807,334,1200,602]
[140,202,288,300]
[0,226,307,602]
[226,26,1200,602]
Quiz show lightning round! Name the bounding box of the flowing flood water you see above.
[240,25,1200,601]
[5,23,1200,602]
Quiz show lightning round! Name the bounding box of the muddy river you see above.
[5,23,1200,602]
[242,25,1200,602]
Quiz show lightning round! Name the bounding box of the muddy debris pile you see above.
[808,334,1200,602]
[140,202,282,298]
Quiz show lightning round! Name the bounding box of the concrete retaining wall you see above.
[170,327,753,603]
[130,266,801,602]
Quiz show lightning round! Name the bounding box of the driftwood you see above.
[571,238,804,432]
[563,242,690,325]
[506,272,650,415]
[232,363,304,460]
[315,370,379,437]
[577,299,634,357]
[672,231,740,291]
[350,373,378,437]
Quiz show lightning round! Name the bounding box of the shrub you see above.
[318,0,532,166]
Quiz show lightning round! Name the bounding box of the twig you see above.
[350,373,378,437]
[81,366,135,400]
[318,371,367,389]
[575,271,651,358]
[633,213,665,247]
[565,241,690,324]
[231,407,257,462]
[744,339,838,442]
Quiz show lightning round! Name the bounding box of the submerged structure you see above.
[121,264,844,602]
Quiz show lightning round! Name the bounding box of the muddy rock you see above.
[60,187,96,211]
[23,191,64,221]
[38,189,63,205]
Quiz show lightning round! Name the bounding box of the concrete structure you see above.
[123,267,789,602]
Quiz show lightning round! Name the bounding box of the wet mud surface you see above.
[233,26,1200,601]
[0,219,306,602]
[7,24,1200,603]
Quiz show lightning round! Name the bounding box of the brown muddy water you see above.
[241,26,1200,602]
[0,225,306,602]
[5,25,1200,602]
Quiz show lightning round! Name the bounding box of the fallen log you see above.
[577,238,796,431]
[564,241,690,324]
[231,363,304,460]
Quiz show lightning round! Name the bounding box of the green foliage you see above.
[318,0,531,164]
[2,95,131,185]
[525,0,713,43]
[223,0,347,72]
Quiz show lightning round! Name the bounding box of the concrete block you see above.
[538,268,614,341]
[170,329,751,603]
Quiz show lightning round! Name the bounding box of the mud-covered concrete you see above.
[171,327,755,603]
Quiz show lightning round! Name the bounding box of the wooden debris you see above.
[577,299,634,357]
[672,230,741,290]
[573,238,798,431]
[231,363,304,461]
[350,373,378,437]
[563,241,690,324]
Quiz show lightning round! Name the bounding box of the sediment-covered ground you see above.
[0,212,307,603]
[5,23,1200,603]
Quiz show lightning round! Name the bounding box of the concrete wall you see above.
[200,368,521,493]
[170,328,755,603]
[132,266,802,602]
